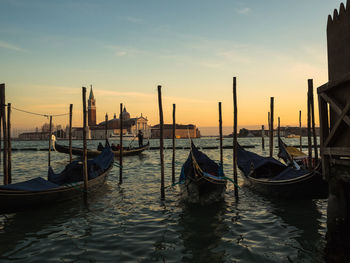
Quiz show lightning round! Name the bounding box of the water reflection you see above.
[2,138,329,262]
[0,201,83,260]
[178,201,228,263]
[270,199,325,261]
[0,186,111,262]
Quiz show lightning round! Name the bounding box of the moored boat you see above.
[0,144,114,214]
[237,144,328,199]
[179,141,227,205]
[54,140,149,157]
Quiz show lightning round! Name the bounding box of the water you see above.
[0,137,327,262]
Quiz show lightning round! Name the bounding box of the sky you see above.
[0,0,344,135]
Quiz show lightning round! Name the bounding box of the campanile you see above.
[88,85,96,126]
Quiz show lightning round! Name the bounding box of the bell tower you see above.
[88,85,96,126]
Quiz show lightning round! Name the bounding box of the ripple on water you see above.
[0,138,328,262]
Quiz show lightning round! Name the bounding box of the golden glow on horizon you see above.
[8,72,325,133]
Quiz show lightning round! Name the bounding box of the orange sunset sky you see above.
[1,0,340,134]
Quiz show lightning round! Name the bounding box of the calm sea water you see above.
[0,137,327,263]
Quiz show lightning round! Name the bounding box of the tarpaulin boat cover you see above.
[48,144,114,185]
[0,177,59,191]
[237,144,309,180]
[180,142,220,181]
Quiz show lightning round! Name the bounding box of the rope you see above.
[165,180,184,189]
[114,162,123,168]
[222,176,241,189]
[12,106,69,118]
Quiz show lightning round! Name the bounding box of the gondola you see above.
[0,144,114,214]
[236,144,328,199]
[54,140,149,158]
[179,141,227,205]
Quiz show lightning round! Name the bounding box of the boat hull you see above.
[243,171,328,199]
[180,177,226,205]
[0,165,113,214]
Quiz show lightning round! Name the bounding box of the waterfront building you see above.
[150,124,201,139]
[71,86,150,139]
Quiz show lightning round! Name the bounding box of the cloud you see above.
[0,40,27,52]
[105,45,146,57]
[163,95,211,104]
[94,89,211,104]
[217,49,253,64]
[33,103,69,110]
[237,7,251,15]
[28,85,80,95]
[95,90,154,98]
[116,51,127,57]
[124,16,143,24]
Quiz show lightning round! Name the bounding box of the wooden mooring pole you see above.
[69,104,73,163]
[105,113,108,141]
[119,103,123,184]
[269,97,274,158]
[219,102,223,165]
[82,87,88,199]
[48,116,52,167]
[268,112,270,142]
[307,82,312,169]
[0,85,2,181]
[158,85,165,200]
[309,79,318,163]
[299,110,302,151]
[278,117,280,142]
[0,84,8,185]
[261,125,265,150]
[233,77,238,198]
[172,103,176,184]
[7,103,11,184]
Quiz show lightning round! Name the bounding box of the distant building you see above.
[150,124,201,139]
[236,127,320,137]
[70,86,150,139]
[18,131,50,140]
[88,86,97,127]
[18,129,66,140]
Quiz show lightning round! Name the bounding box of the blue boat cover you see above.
[0,177,59,191]
[237,144,308,180]
[270,166,308,180]
[0,145,113,192]
[48,144,114,185]
[180,142,221,181]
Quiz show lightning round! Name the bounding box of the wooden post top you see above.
[327,1,350,82]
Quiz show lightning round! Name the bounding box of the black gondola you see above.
[0,144,114,214]
[179,142,227,205]
[237,144,328,199]
[54,140,149,158]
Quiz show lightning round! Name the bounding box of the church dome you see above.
[122,107,130,120]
